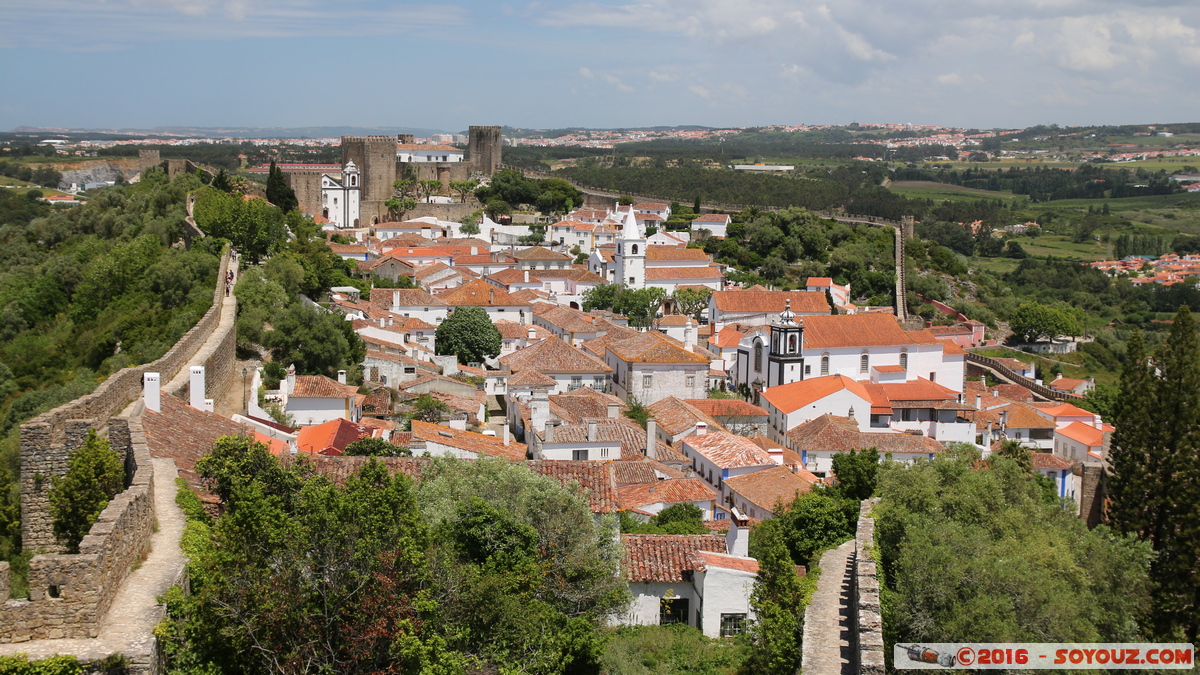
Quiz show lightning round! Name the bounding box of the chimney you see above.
[993,390,999,397]
[695,421,708,435]
[726,509,750,557]
[489,288,495,303]
[388,315,394,327]
[607,402,620,419]
[530,388,550,433]
[338,370,347,385]
[286,364,296,395]
[768,446,784,465]
[189,366,205,410]
[392,290,400,312]
[524,269,529,283]
[544,420,555,443]
[503,421,511,446]
[204,399,214,413]
[975,394,982,410]
[1093,414,1102,429]
[588,420,598,442]
[684,319,695,352]
[143,372,161,413]
[528,328,537,341]
[1000,410,1008,429]
[379,316,385,327]
[646,418,658,458]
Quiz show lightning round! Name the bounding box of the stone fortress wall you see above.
[854,498,885,675]
[3,243,234,643]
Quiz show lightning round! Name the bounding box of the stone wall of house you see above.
[20,245,231,553]
[0,416,155,642]
[855,497,885,675]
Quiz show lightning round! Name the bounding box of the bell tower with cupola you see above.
[767,299,805,387]
[615,206,646,289]
[341,160,361,228]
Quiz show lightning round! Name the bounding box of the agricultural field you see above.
[887,180,1016,202]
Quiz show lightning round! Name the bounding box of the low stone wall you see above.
[855,498,885,675]
[405,202,479,223]
[0,416,155,642]
[21,246,231,552]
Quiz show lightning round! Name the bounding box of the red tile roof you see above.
[684,398,768,418]
[436,279,525,307]
[801,314,929,349]
[511,245,571,261]
[295,418,373,456]
[411,420,527,460]
[646,397,724,436]
[612,460,686,484]
[683,431,775,469]
[526,460,619,513]
[607,331,711,364]
[618,477,718,510]
[645,247,710,262]
[690,550,759,574]
[622,534,728,582]
[291,375,357,398]
[723,465,814,512]
[645,266,723,280]
[1031,452,1074,470]
[712,290,830,314]
[1057,421,1105,447]
[786,414,943,455]
[760,375,870,415]
[142,394,251,502]
[500,335,613,373]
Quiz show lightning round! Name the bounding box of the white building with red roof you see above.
[282,369,362,426]
[680,428,777,492]
[691,213,731,238]
[709,289,830,330]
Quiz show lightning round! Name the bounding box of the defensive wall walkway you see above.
[1,233,239,672]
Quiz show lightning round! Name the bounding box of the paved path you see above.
[801,539,857,675]
[0,459,186,670]
[163,257,238,396]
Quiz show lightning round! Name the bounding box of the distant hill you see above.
[9,125,450,139]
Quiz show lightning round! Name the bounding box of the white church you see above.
[320,161,361,229]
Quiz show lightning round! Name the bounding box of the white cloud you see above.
[689,85,711,98]
[937,72,963,85]
[580,66,595,79]
[602,73,634,92]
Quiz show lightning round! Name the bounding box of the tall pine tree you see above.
[1108,329,1155,538]
[744,522,805,674]
[265,161,299,214]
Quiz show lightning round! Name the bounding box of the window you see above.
[787,334,798,353]
[860,352,869,374]
[593,376,606,389]
[601,447,609,458]
[572,449,588,461]
[660,598,689,626]
[754,343,763,373]
[929,372,936,383]
[805,364,811,375]
[643,374,653,389]
[900,351,908,371]
[686,375,696,388]
[631,244,639,254]
[629,276,636,285]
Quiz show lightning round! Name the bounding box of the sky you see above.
[1,0,1198,132]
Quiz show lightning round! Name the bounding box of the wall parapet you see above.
[855,497,885,675]
[20,245,230,552]
[1,414,155,643]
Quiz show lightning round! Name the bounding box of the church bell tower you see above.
[767,299,804,387]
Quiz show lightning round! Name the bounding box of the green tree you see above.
[265,161,298,213]
[1108,330,1156,542]
[210,168,232,193]
[1008,301,1081,343]
[384,197,417,221]
[435,306,501,364]
[994,439,1033,473]
[519,224,547,245]
[49,430,125,553]
[417,179,443,203]
[343,437,411,457]
[485,198,511,220]
[410,394,451,424]
[459,214,481,236]
[672,287,711,322]
[773,492,857,566]
[620,503,708,535]
[830,447,879,501]
[614,287,666,329]
[263,302,364,378]
[449,180,479,203]
[743,522,806,674]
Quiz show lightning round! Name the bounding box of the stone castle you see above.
[287,125,503,225]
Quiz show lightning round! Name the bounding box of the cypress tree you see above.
[1149,306,1200,639]
[1107,329,1155,538]
[265,161,298,214]
[744,522,805,674]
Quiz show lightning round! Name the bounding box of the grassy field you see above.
[973,345,1116,386]
[1016,235,1110,260]
[888,180,1017,202]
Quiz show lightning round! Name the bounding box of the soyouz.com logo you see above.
[895,644,1196,669]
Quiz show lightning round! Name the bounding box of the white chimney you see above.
[695,421,708,436]
[528,328,537,341]
[769,447,784,465]
[607,402,620,419]
[204,399,214,413]
[392,290,400,312]
[726,509,750,557]
[337,370,347,385]
[388,315,394,327]
[646,418,658,458]
[684,319,695,352]
[975,394,982,410]
[588,420,598,442]
[544,420,555,443]
[524,269,530,283]
[503,421,511,446]
[143,372,161,413]
[189,366,205,410]
[530,389,550,433]
[286,364,296,396]
[379,316,385,327]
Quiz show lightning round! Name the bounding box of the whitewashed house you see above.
[282,369,362,426]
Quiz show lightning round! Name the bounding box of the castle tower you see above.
[767,299,805,387]
[342,160,361,228]
[468,125,503,175]
[616,207,646,289]
[341,136,397,224]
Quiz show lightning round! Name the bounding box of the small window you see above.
[900,351,908,371]
[593,376,605,389]
[805,364,811,375]
[930,372,936,382]
[821,354,830,376]
[754,343,763,373]
[660,598,689,626]
[686,375,695,388]
[572,449,588,461]
[643,374,653,389]
[601,447,609,458]
[860,352,869,374]
[719,611,745,637]
[632,244,639,254]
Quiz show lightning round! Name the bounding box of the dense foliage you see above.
[582,284,666,329]
[0,169,220,561]
[619,502,708,534]
[48,430,124,553]
[434,305,502,364]
[162,439,626,674]
[875,446,1152,649]
[475,169,584,215]
[1107,311,1200,642]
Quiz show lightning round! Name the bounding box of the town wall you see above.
[854,498,885,675]
[21,246,232,552]
[342,136,397,225]
[1,416,155,642]
[468,126,503,175]
[406,202,479,222]
[286,171,326,218]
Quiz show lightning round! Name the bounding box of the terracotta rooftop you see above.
[494,318,550,340]
[760,375,870,415]
[551,386,624,421]
[501,335,612,373]
[712,290,830,314]
[612,460,686,485]
[607,331,711,364]
[622,534,728,582]
[723,465,814,513]
[295,418,373,456]
[534,304,601,334]
[290,375,357,398]
[683,431,775,469]
[801,313,935,349]
[508,288,553,304]
[1030,452,1074,470]
[1040,402,1096,418]
[1057,420,1106,447]
[545,418,675,461]
[370,288,445,308]
[436,279,525,307]
[411,420,527,460]
[690,550,760,574]
[693,213,731,222]
[507,368,558,387]
[511,245,571,261]
[683,398,768,419]
[525,460,619,513]
[646,396,724,436]
[618,477,718,510]
[645,246,710,262]
[786,414,944,455]
[142,394,250,502]
[968,402,1055,430]
[644,266,723,280]
[1050,376,1089,391]
[287,455,430,484]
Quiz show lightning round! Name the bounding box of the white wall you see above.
[610,360,709,405]
[537,441,623,461]
[286,396,354,426]
[620,582,700,629]
[695,567,757,639]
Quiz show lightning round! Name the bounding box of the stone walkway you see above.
[0,459,187,670]
[801,539,857,675]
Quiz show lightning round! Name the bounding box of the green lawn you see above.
[1013,235,1110,260]
[888,180,1017,203]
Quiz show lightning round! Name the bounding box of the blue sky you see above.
[1,0,1198,132]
